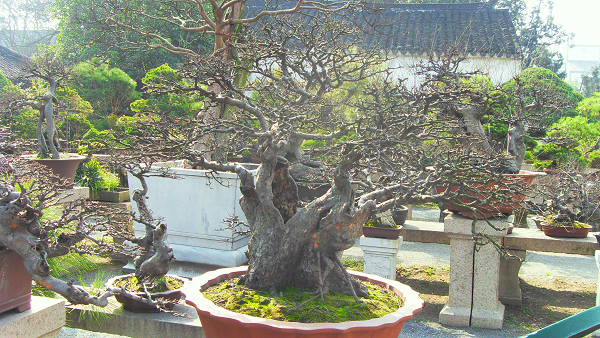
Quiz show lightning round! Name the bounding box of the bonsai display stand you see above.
[128,164,253,267]
[439,214,507,329]
[359,236,402,280]
[0,296,65,338]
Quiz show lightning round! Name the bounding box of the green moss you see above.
[542,215,589,228]
[114,275,183,293]
[203,278,403,323]
[364,217,397,229]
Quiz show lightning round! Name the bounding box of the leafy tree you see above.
[497,0,569,78]
[51,0,214,82]
[70,59,141,117]
[0,0,58,56]
[580,66,600,98]
[130,64,203,119]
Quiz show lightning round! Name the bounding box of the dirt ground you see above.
[396,266,597,334]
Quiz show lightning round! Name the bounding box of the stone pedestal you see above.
[0,296,65,338]
[499,249,526,306]
[359,236,402,280]
[128,163,257,267]
[439,214,507,329]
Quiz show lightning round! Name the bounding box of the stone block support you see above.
[0,296,65,338]
[359,236,402,280]
[499,249,526,306]
[439,214,508,330]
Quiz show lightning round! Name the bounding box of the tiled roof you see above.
[246,1,520,58]
[367,3,519,58]
[0,46,32,80]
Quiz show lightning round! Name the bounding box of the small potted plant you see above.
[538,212,593,238]
[8,47,85,187]
[532,163,599,236]
[363,215,402,240]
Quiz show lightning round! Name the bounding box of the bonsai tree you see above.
[2,47,69,159]
[0,123,176,309]
[107,9,531,299]
[532,160,600,229]
[444,66,582,173]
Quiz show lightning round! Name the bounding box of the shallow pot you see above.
[106,274,186,313]
[0,249,32,314]
[391,206,409,226]
[22,154,86,189]
[363,226,402,239]
[182,266,423,338]
[91,188,130,203]
[540,222,592,238]
[427,167,540,219]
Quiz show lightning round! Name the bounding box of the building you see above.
[378,2,521,87]
[0,45,32,84]
[246,1,522,87]
[565,44,600,83]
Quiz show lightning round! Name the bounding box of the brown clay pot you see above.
[22,154,86,189]
[183,266,423,338]
[391,206,409,226]
[427,167,540,219]
[540,222,592,238]
[363,226,402,239]
[106,274,185,313]
[0,249,32,314]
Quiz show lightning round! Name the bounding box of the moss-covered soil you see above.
[203,277,403,323]
[114,275,183,293]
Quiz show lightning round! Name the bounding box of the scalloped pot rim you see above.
[182,265,424,332]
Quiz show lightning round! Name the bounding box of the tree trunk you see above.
[459,106,491,153]
[508,120,528,170]
[240,148,374,296]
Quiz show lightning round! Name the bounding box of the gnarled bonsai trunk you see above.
[240,147,373,296]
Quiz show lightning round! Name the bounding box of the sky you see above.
[525,0,600,46]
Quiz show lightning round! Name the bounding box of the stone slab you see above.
[401,220,599,256]
[66,297,204,338]
[444,214,509,237]
[504,227,598,256]
[0,296,65,338]
[55,187,90,204]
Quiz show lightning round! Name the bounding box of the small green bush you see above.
[75,158,119,192]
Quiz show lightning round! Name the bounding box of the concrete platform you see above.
[0,296,65,338]
[66,297,204,338]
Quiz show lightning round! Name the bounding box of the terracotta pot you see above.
[106,274,186,313]
[427,167,540,219]
[363,226,402,239]
[391,206,409,226]
[532,216,545,230]
[541,222,592,238]
[183,266,423,338]
[22,154,86,189]
[0,250,32,314]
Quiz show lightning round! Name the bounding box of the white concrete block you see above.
[128,163,252,266]
[359,236,402,280]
